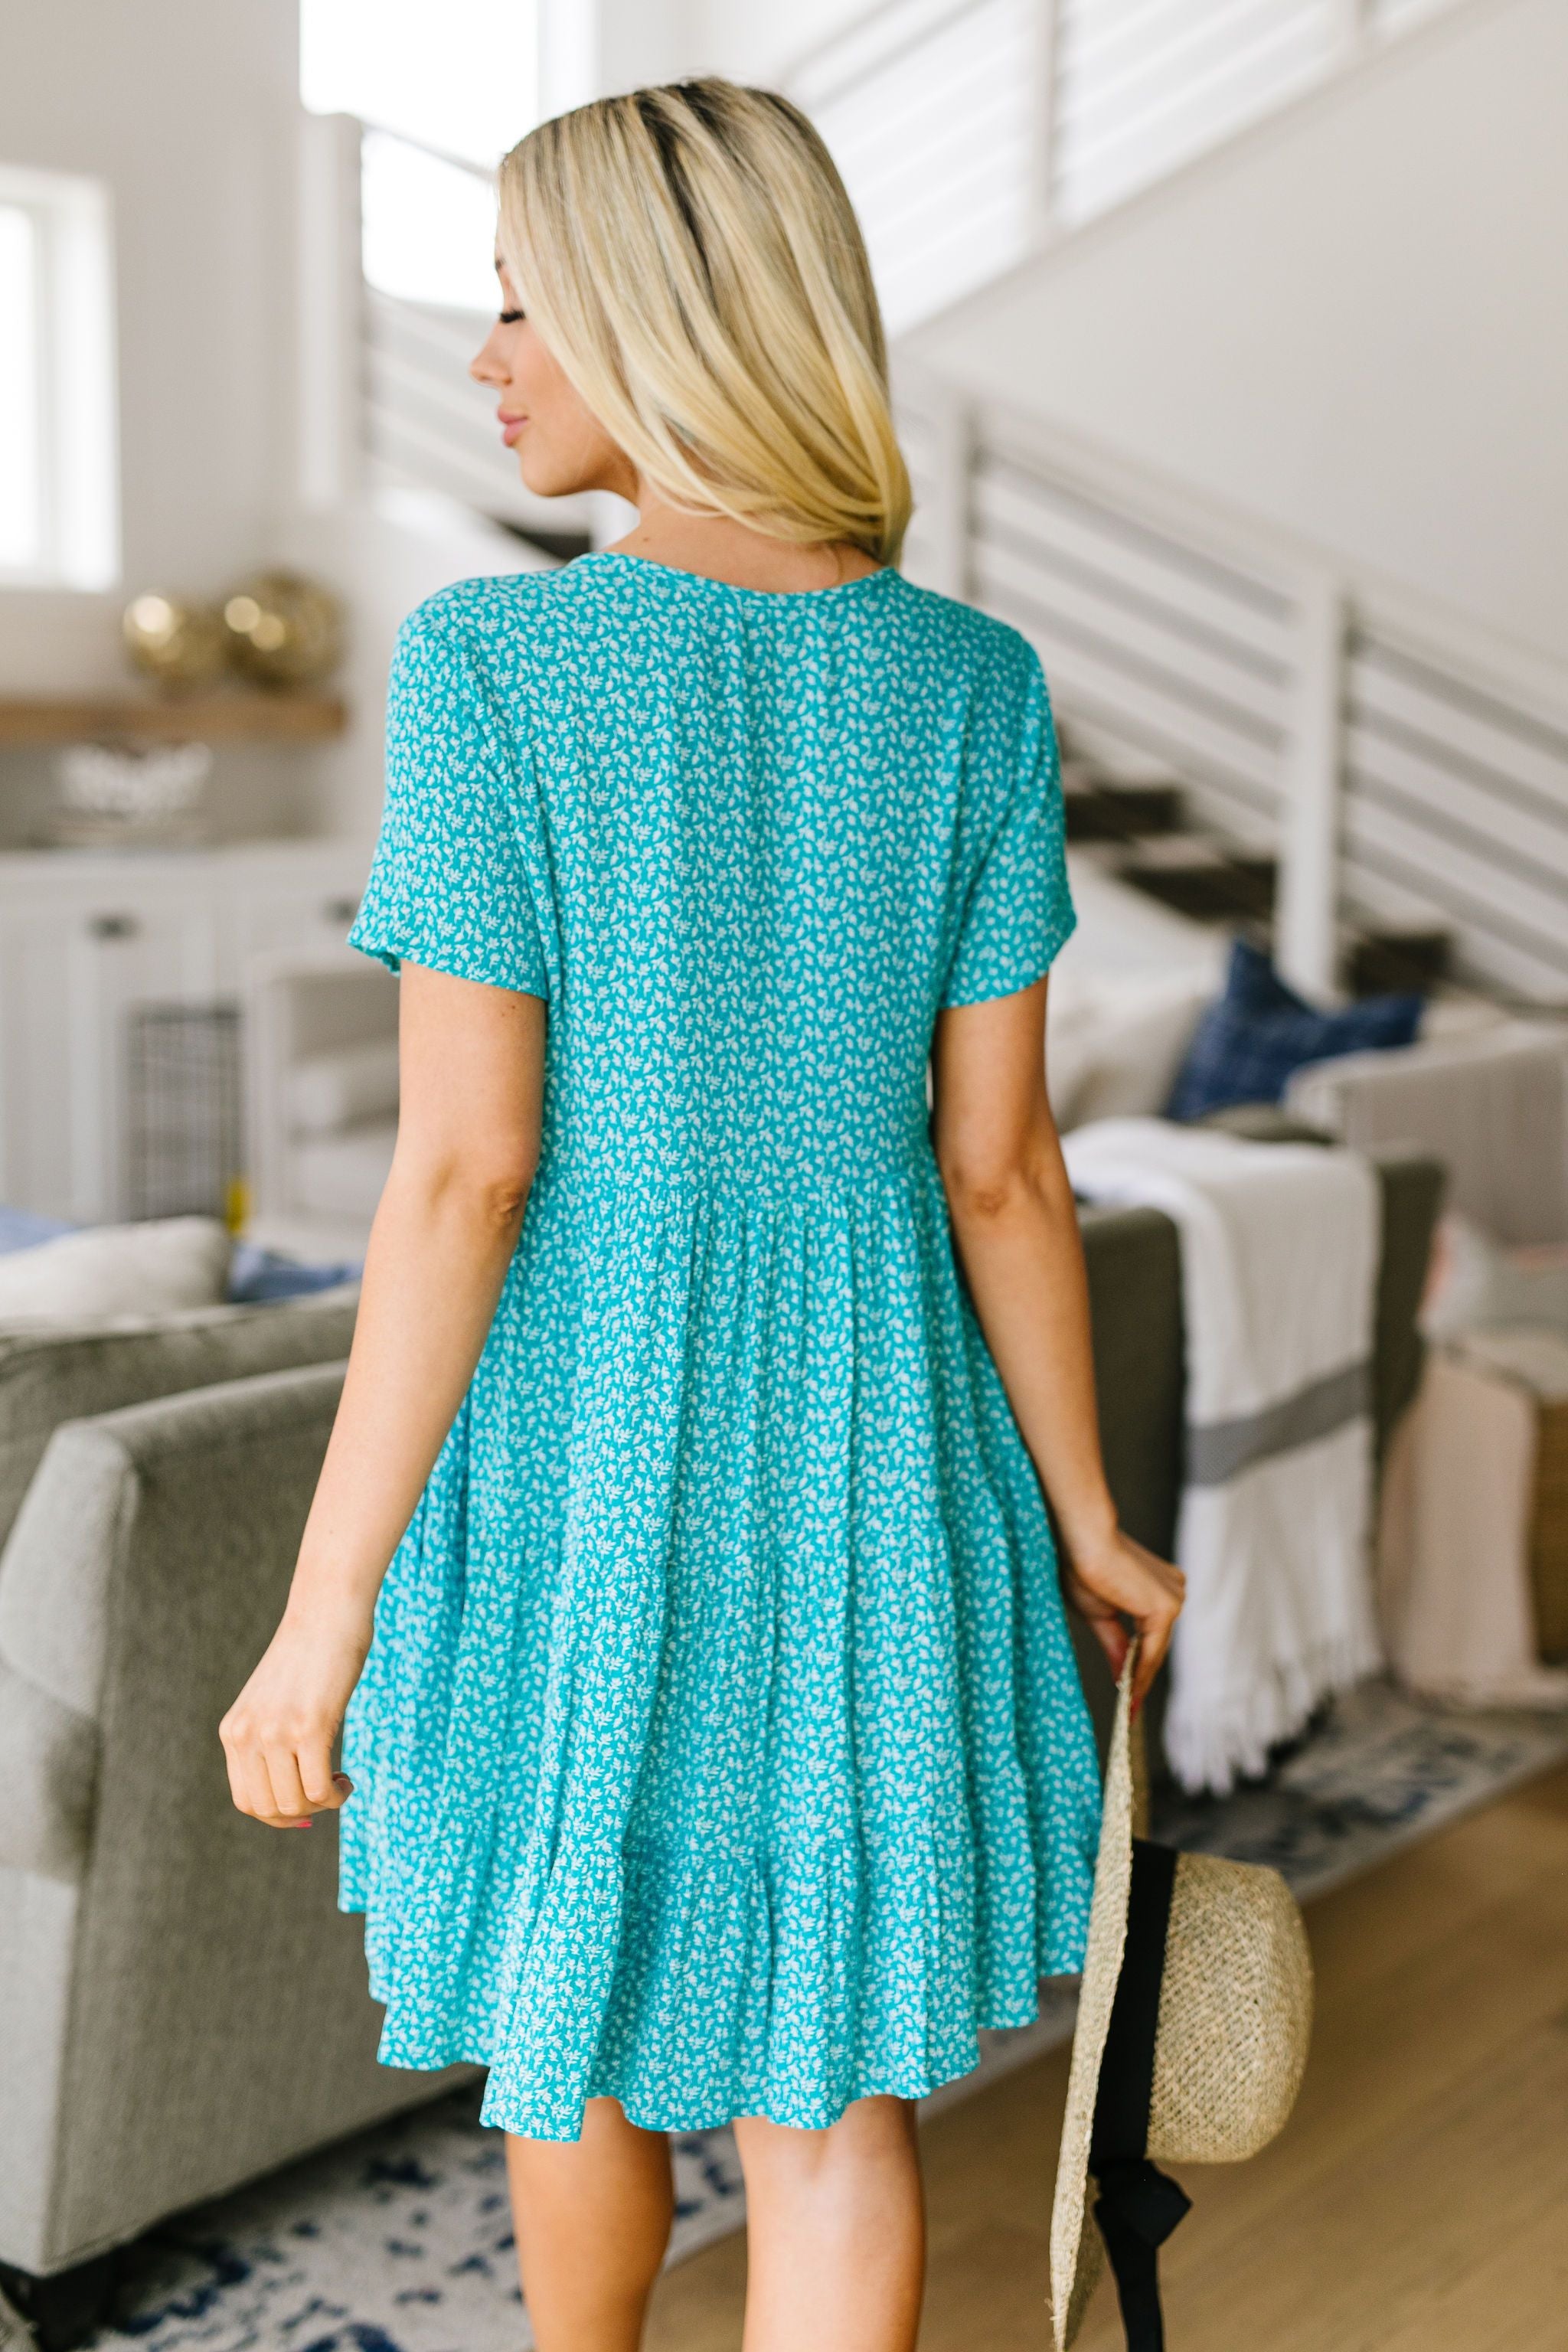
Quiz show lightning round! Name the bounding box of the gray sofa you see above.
[1069,1110,1445,1762]
[0,1122,1442,2342]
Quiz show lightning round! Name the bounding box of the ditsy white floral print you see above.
[338,550,1101,2143]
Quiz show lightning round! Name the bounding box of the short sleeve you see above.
[939,645,1076,1008]
[346,600,552,998]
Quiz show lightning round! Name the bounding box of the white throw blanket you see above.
[1063,1119,1384,1793]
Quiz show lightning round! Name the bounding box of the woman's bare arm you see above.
[220,963,546,1829]
[931,975,1183,1706]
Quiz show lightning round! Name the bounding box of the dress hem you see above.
[366,2011,1080,2143]
[341,1893,1085,2144]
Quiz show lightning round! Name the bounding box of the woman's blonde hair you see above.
[497,78,911,566]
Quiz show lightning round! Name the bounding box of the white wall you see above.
[908,0,1568,666]
[570,2,866,98]
[594,1,700,95]
[684,0,867,84]
[279,494,550,841]
[0,0,302,694]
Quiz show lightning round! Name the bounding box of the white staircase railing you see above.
[897,368,1568,1004]
[310,0,1470,536]
[969,435,1295,853]
[789,0,1464,329]
[790,0,1044,335]
[296,78,1568,1011]
[298,112,596,546]
[365,287,528,523]
[1341,626,1568,1004]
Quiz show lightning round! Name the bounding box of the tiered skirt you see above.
[338,1155,1100,2139]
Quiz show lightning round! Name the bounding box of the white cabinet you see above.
[229,877,368,970]
[65,890,222,1224]
[0,842,371,1220]
[0,904,77,1217]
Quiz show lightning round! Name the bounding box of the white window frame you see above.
[0,163,119,592]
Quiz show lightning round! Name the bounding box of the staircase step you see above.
[494,521,593,564]
[1116,839,1278,921]
[1344,926,1452,998]
[1062,770,1187,843]
[1057,723,1453,989]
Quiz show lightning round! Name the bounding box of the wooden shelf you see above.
[0,691,348,746]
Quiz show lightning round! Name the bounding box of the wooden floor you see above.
[646,1763,1568,2352]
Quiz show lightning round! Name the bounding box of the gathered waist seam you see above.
[527,1155,944,1210]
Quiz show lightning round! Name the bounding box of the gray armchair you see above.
[0,1353,469,2343]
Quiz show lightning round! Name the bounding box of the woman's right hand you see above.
[219,1602,373,1830]
[1061,1525,1185,1711]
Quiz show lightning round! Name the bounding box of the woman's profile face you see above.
[470,256,632,501]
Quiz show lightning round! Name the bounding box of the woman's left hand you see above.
[1062,1527,1184,1710]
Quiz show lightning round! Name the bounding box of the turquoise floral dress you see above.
[338,550,1101,2142]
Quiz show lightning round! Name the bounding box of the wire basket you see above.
[126,1001,243,1224]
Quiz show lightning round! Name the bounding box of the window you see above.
[301,0,539,311]
[359,132,499,312]
[0,165,119,590]
[0,202,41,572]
[301,0,539,170]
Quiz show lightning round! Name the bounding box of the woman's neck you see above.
[605,492,880,594]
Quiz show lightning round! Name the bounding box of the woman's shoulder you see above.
[887,571,1040,671]
[394,568,570,659]
[394,560,667,687]
[888,574,1047,703]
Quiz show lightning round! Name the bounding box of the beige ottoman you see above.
[1377,1329,1568,1702]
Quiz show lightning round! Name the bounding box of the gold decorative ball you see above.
[122,593,228,691]
[220,569,344,690]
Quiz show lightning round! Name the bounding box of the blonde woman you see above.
[222,78,1181,2352]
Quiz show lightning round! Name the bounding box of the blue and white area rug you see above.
[77,1680,1568,2352]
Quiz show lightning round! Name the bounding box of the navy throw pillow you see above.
[226,1240,364,1302]
[1166,936,1423,1122]
[0,1207,76,1255]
